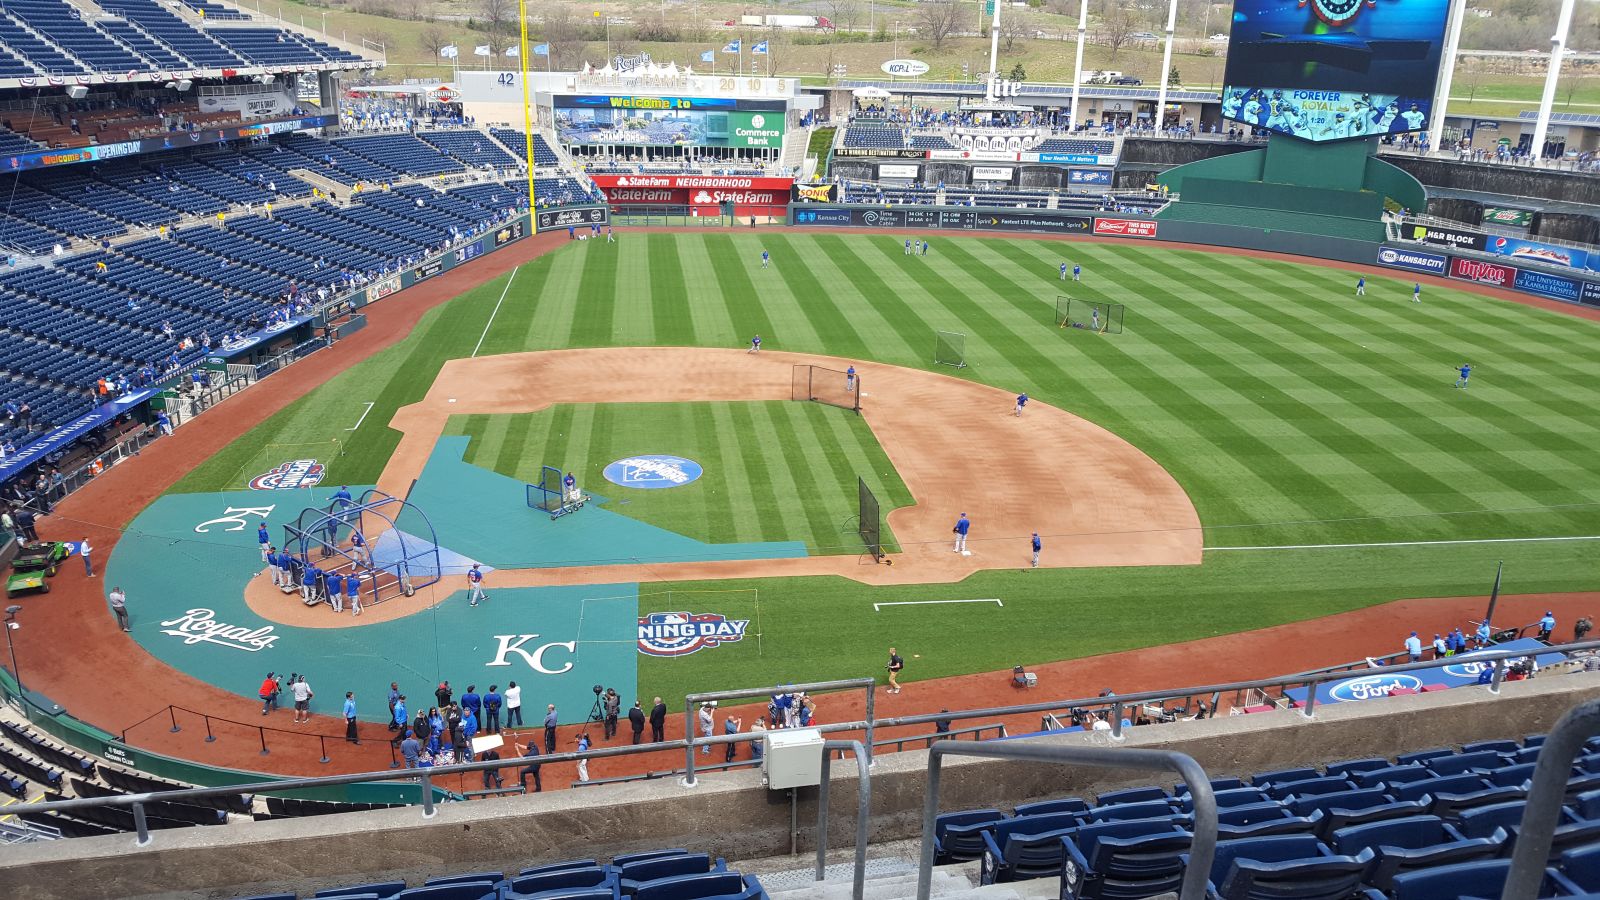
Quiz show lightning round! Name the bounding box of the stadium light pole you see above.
[1529,0,1577,166]
[3,605,21,704]
[1154,0,1178,134]
[516,0,538,214]
[1069,0,1088,130]
[1426,0,1467,155]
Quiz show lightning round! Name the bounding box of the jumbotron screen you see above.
[1220,0,1450,142]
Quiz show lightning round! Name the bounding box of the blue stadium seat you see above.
[934,809,1008,863]
[612,850,690,867]
[1176,777,1247,794]
[1427,750,1510,777]
[1251,767,1320,786]
[315,883,406,898]
[1095,787,1167,807]
[1330,815,1505,890]
[1461,740,1521,755]
[1216,847,1374,900]
[619,854,724,893]
[1390,773,1488,802]
[505,865,614,897]
[1014,798,1089,818]
[1059,818,1190,899]
[1383,859,1563,900]
[1355,766,1436,789]
[1265,776,1353,801]
[980,819,1087,883]
[1175,788,1269,811]
[1086,801,1180,825]
[395,882,498,900]
[1326,758,1390,778]
[632,872,761,900]
[1396,748,1454,766]
[424,872,505,888]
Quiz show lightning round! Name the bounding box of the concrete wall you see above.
[1380,156,1600,208]
[1119,139,1257,169]
[8,673,1600,900]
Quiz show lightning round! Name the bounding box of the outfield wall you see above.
[7,673,1597,899]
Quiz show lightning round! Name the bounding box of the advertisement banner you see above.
[1409,223,1486,252]
[790,206,1092,234]
[1484,235,1588,272]
[591,175,794,191]
[1376,245,1448,275]
[927,149,1020,162]
[877,163,921,179]
[198,88,294,120]
[1483,207,1535,228]
[1514,268,1581,303]
[493,219,526,247]
[367,276,401,303]
[1,114,337,173]
[554,96,785,148]
[535,206,608,231]
[726,111,785,149]
[1034,152,1101,165]
[791,183,838,203]
[1069,168,1114,186]
[591,174,793,213]
[834,147,927,159]
[414,259,444,281]
[971,166,1014,181]
[1448,256,1515,288]
[1093,218,1158,238]
[1583,282,1600,307]
[455,240,485,264]
[791,208,855,226]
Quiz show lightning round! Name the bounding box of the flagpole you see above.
[516,0,537,213]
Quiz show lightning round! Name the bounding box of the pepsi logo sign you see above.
[1327,673,1423,702]
[637,612,750,656]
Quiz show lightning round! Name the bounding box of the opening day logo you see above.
[248,459,326,491]
[603,455,703,489]
[637,612,750,657]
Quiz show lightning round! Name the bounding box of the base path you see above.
[375,347,1200,590]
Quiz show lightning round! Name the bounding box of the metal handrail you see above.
[914,742,1217,900]
[1502,697,1600,899]
[815,740,870,900]
[684,678,876,787]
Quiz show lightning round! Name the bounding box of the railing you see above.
[914,742,1218,900]
[119,704,398,768]
[816,741,870,900]
[7,640,1595,847]
[684,678,877,787]
[1401,213,1600,257]
[1503,696,1600,899]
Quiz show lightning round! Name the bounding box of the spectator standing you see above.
[387,682,400,731]
[1538,611,1556,642]
[461,684,481,723]
[723,714,743,762]
[480,748,504,789]
[887,648,904,694]
[391,694,408,742]
[628,700,645,744]
[1578,617,1594,643]
[504,681,522,728]
[514,737,542,792]
[80,538,93,577]
[343,692,360,744]
[649,697,667,743]
[698,702,715,755]
[483,685,502,734]
[1431,634,1448,659]
[291,675,314,724]
[749,719,766,764]
[107,586,130,631]
[543,704,558,753]
[461,706,478,761]
[400,730,421,768]
[576,733,591,782]
[435,680,452,709]
[1404,631,1422,662]
[603,688,620,740]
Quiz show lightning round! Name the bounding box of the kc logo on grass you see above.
[1327,673,1423,703]
[248,459,326,491]
[603,455,702,489]
[637,612,749,657]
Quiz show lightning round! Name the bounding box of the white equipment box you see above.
[763,727,823,789]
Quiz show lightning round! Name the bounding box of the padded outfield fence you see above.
[792,364,861,413]
[1056,297,1125,334]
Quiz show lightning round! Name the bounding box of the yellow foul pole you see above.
[517,0,537,213]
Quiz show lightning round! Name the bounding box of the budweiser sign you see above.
[1093,218,1158,238]
[1449,257,1515,287]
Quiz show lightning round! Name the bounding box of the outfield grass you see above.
[444,401,912,554]
[169,232,1600,694]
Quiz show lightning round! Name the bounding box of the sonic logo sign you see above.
[248,459,326,490]
[638,612,749,657]
[1327,673,1424,702]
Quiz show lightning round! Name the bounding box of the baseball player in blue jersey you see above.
[346,571,361,617]
[920,240,928,256]
[1060,262,1068,281]
[748,334,761,354]
[1031,532,1041,568]
[761,250,769,268]
[350,530,370,566]
[953,513,970,553]
[326,570,345,613]
[1073,264,1082,282]
[468,563,486,607]
[1455,363,1472,389]
[846,366,856,392]
[904,238,912,255]
[333,486,353,508]
[1413,282,1422,303]
[1014,393,1028,417]
[258,523,271,562]
[302,563,322,604]
[1355,276,1365,296]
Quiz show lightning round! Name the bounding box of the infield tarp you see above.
[1281,638,1565,706]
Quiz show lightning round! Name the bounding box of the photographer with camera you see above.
[603,688,621,740]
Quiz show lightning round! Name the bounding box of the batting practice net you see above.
[934,330,967,368]
[858,476,883,561]
[526,465,568,516]
[1057,297,1125,335]
[792,364,861,412]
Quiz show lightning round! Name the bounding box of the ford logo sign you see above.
[881,59,931,77]
[1327,673,1423,702]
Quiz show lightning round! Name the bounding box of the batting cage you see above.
[1056,297,1125,335]
[858,476,883,562]
[281,488,441,607]
[934,330,968,368]
[792,364,861,413]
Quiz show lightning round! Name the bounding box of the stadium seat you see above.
[1265,776,1354,801]
[315,883,406,898]
[980,820,1085,883]
[395,882,498,900]
[1382,859,1563,900]
[1251,767,1319,786]
[1389,773,1489,802]
[1014,798,1089,818]
[1085,800,1181,824]
[1330,815,1504,890]
[619,854,724,893]
[1176,778,1247,794]
[1426,751,1510,777]
[631,872,761,900]
[1313,800,1428,839]
[1355,766,1435,789]
[1461,740,1521,755]
[1396,748,1454,766]
[613,850,691,867]
[934,809,1009,863]
[1216,847,1374,900]
[425,872,505,887]
[1326,758,1390,778]
[1095,787,1167,806]
[1175,787,1268,811]
[1059,818,1191,899]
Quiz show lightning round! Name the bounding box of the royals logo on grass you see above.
[249,459,326,491]
[637,612,749,657]
[603,455,702,489]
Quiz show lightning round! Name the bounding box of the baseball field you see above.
[163,231,1600,702]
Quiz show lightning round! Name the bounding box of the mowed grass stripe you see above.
[676,236,748,349]
[794,243,923,366]
[766,234,870,359]
[611,239,654,346]
[693,404,742,541]
[804,401,908,553]
[767,403,850,550]
[646,233,697,346]
[702,235,776,348]
[742,402,826,543]
[567,243,619,347]
[718,402,790,543]
[816,235,953,367]
[492,409,533,477]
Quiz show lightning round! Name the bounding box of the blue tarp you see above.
[1282,638,1566,706]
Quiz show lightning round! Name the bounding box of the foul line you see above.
[345,401,375,432]
[873,598,1003,611]
[471,265,520,358]
[1205,535,1600,552]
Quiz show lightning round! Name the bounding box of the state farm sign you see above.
[1449,256,1515,287]
[593,174,794,191]
[1093,217,1158,238]
[592,173,794,212]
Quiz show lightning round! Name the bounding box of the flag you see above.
[722,40,740,53]
[439,45,458,58]
[474,45,490,56]
[533,43,549,57]
[505,46,519,57]
[700,50,714,63]
[752,41,768,54]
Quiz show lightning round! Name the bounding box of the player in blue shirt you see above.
[1030,532,1041,568]
[1413,282,1422,303]
[904,238,912,255]
[953,513,970,553]
[257,523,271,562]
[920,240,929,256]
[333,486,353,508]
[846,366,856,392]
[326,570,345,613]
[468,563,486,607]
[346,571,361,617]
[350,529,370,565]
[1073,264,1082,282]
[1059,262,1068,281]
[1014,393,1028,417]
[748,334,761,354]
[1355,276,1365,296]
[1539,611,1556,641]
[1455,363,1472,389]
[760,250,769,268]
